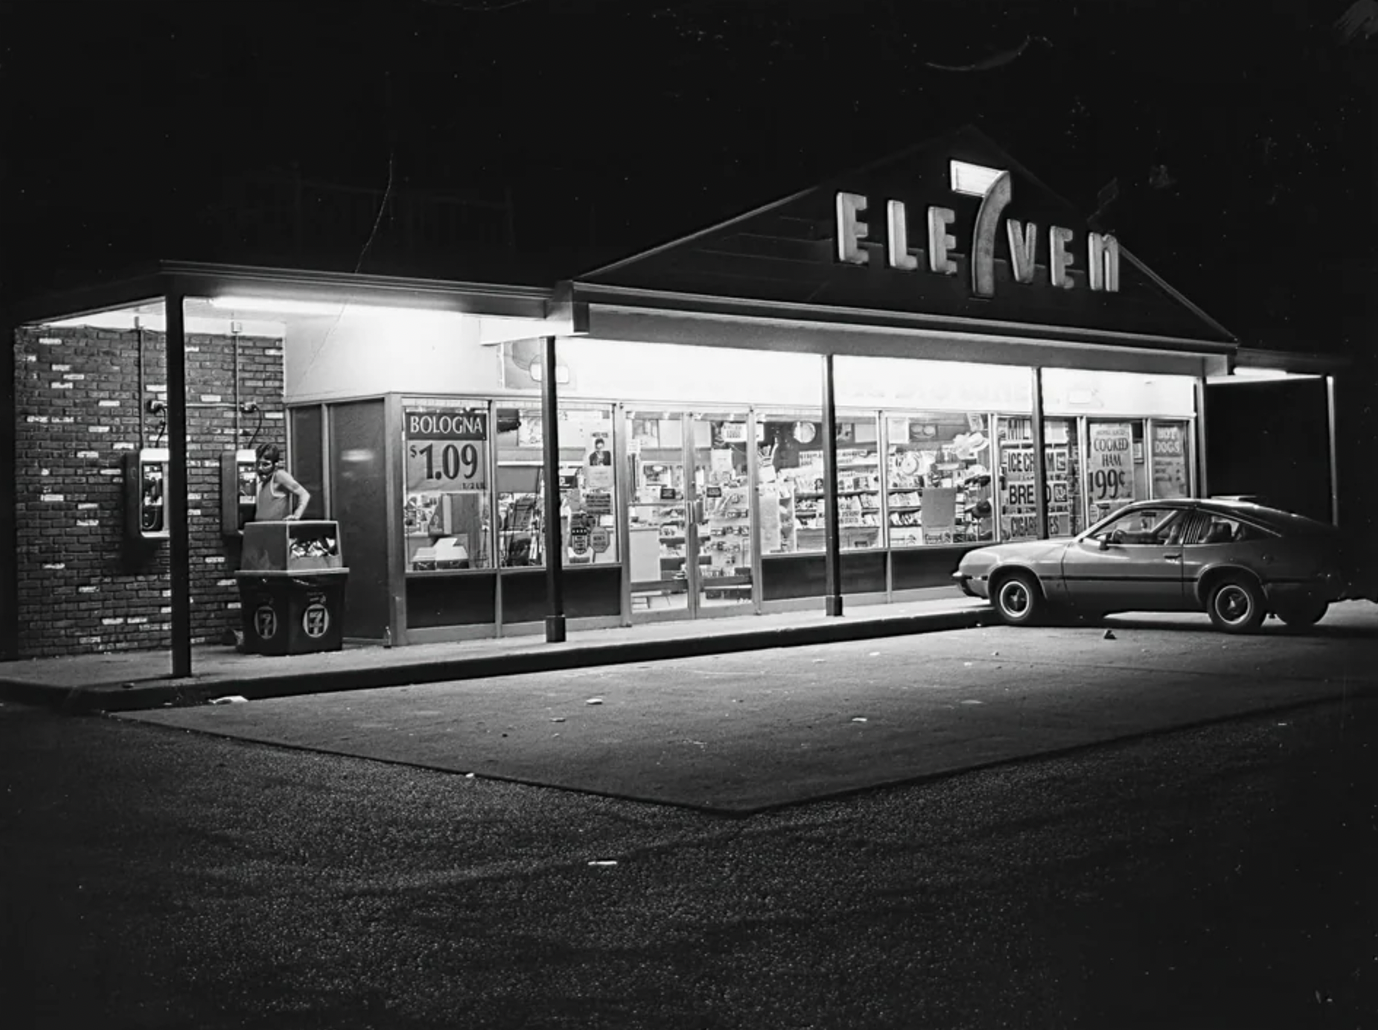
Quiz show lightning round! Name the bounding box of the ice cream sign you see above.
[834,161,1120,298]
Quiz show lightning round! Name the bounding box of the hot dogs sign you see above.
[834,166,1120,298]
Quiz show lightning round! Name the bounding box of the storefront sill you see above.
[404,625,501,646]
[760,591,890,615]
[500,615,624,637]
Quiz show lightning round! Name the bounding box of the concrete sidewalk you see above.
[0,594,990,713]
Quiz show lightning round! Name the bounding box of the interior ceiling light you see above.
[209,296,454,319]
[949,160,1005,197]
[1231,367,1316,381]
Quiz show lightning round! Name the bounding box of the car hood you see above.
[960,539,1072,567]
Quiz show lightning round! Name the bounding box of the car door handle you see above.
[1164,554,1181,562]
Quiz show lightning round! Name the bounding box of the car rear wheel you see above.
[993,572,1043,627]
[1206,576,1266,634]
[1274,599,1329,628]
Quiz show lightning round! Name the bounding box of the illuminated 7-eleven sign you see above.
[835,159,1120,297]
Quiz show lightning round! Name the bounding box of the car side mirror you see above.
[1098,536,1110,551]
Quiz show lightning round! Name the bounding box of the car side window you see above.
[1184,514,1275,545]
[1094,508,1181,545]
[1233,521,1274,543]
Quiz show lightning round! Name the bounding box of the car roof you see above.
[1127,497,1335,535]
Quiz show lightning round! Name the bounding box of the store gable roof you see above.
[575,125,1235,349]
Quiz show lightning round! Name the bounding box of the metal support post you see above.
[165,286,192,678]
[822,354,843,616]
[1030,367,1049,540]
[540,335,566,642]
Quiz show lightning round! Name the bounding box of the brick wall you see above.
[13,325,286,657]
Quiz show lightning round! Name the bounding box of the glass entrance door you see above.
[626,411,756,619]
[689,414,755,615]
[627,410,690,617]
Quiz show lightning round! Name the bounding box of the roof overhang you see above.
[565,281,1235,378]
[14,260,559,331]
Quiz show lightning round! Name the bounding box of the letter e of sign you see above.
[836,192,870,265]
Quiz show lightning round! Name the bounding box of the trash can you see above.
[236,569,348,655]
[236,519,348,656]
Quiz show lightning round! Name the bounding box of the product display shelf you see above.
[886,462,927,546]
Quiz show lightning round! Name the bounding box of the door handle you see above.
[1164,554,1182,562]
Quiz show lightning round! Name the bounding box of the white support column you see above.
[1326,375,1339,525]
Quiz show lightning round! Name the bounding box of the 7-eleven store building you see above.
[4,127,1342,669]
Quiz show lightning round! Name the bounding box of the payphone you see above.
[123,447,170,542]
[220,448,259,536]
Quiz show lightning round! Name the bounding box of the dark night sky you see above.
[3,0,1377,352]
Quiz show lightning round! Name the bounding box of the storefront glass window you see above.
[996,416,1083,540]
[403,403,493,571]
[834,415,883,550]
[758,415,818,554]
[1150,420,1192,499]
[1045,419,1082,538]
[757,414,881,553]
[495,404,619,568]
[884,413,994,546]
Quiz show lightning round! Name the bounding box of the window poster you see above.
[1000,444,1038,540]
[1087,421,1135,519]
[920,486,957,544]
[405,409,487,492]
[1151,422,1189,499]
[759,483,783,554]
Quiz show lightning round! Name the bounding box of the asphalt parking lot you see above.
[120,602,1378,813]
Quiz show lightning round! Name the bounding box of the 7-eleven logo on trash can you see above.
[302,602,331,639]
[254,605,278,640]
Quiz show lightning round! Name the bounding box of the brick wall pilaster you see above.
[12,325,286,657]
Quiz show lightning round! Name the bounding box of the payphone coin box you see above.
[220,449,259,536]
[123,447,170,542]
[241,520,345,573]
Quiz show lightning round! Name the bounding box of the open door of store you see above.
[1206,377,1332,523]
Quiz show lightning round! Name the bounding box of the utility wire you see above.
[355,148,396,274]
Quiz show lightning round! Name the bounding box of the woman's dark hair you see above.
[256,443,282,465]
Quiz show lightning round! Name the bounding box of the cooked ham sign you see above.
[835,169,1120,298]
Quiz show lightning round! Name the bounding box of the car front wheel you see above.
[993,572,1043,627]
[1206,576,1266,634]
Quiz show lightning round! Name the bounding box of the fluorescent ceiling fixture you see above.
[43,308,284,337]
[210,296,456,319]
[950,160,1005,197]
[1232,367,1318,381]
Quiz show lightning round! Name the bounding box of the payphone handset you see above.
[124,447,171,542]
[220,448,259,536]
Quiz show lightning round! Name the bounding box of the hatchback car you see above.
[954,498,1360,633]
